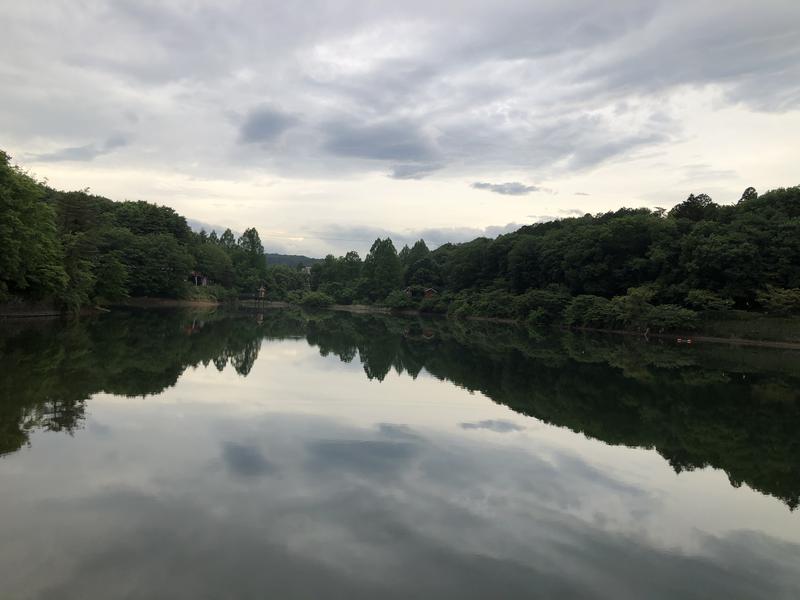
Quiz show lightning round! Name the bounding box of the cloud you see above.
[574,3,800,113]
[472,181,541,195]
[9,411,798,600]
[6,3,798,180]
[239,107,296,143]
[461,420,524,433]
[524,208,588,224]
[388,163,443,180]
[681,163,739,183]
[221,441,276,477]
[307,439,419,478]
[376,423,421,440]
[323,119,436,162]
[31,135,128,162]
[186,218,235,235]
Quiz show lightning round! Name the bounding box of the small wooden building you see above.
[189,271,208,286]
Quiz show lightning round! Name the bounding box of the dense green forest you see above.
[305,185,800,331]
[3,150,799,330]
[2,309,798,508]
[0,150,275,310]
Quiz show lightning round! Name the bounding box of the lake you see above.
[1,308,799,599]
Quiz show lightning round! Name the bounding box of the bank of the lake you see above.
[8,294,800,350]
[238,300,800,348]
[114,297,222,309]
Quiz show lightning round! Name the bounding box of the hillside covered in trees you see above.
[0,150,276,311]
[304,185,800,331]
[2,149,799,330]
[265,253,321,268]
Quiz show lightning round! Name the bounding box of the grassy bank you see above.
[114,297,221,309]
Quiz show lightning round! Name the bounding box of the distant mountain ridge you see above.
[265,253,322,268]
[186,221,321,268]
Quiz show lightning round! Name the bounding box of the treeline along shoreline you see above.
[2,150,800,337]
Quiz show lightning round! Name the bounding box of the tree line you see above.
[3,148,799,329]
[0,150,270,310]
[301,185,800,331]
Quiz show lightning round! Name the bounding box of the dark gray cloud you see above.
[31,135,128,162]
[307,439,419,479]
[472,182,540,195]
[323,119,436,162]
[377,423,421,440]
[566,132,667,170]
[461,420,524,433]
[389,163,443,180]
[221,441,276,477]
[239,107,296,143]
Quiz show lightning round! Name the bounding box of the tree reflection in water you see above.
[1,307,798,509]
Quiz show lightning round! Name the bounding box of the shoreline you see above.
[1,297,222,319]
[243,301,800,349]
[566,325,800,350]
[5,298,800,350]
[114,297,221,309]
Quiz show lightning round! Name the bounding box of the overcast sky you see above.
[3,0,799,256]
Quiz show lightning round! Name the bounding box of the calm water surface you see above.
[1,308,799,599]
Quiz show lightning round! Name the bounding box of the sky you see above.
[2,0,800,257]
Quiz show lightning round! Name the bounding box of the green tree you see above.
[114,200,191,241]
[362,238,402,301]
[93,251,129,302]
[122,234,193,298]
[231,228,268,293]
[757,286,800,315]
[739,187,758,203]
[219,228,236,249]
[668,193,719,222]
[0,151,67,302]
[194,243,235,287]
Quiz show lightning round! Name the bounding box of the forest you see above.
[2,149,799,331]
[304,183,800,331]
[0,150,275,311]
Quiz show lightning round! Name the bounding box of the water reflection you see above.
[1,308,799,598]
[2,308,799,510]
